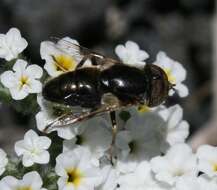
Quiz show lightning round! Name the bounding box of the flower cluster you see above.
[0,27,215,190]
[0,28,43,101]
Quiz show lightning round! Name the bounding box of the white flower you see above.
[36,94,82,140]
[96,165,119,190]
[118,161,169,190]
[55,147,102,190]
[115,41,149,68]
[150,144,198,186]
[0,59,43,100]
[154,51,188,97]
[0,148,8,176]
[40,37,82,77]
[0,28,28,61]
[0,171,47,190]
[63,117,112,165]
[115,112,166,173]
[175,175,217,190]
[158,104,189,146]
[175,176,200,190]
[14,129,51,167]
[198,174,217,190]
[197,145,217,177]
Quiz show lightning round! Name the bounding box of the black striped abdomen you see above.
[42,68,102,108]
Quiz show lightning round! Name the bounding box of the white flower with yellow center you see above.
[154,51,188,97]
[115,41,149,68]
[0,59,43,100]
[197,145,217,177]
[0,171,47,190]
[40,37,82,77]
[0,28,28,61]
[14,129,51,167]
[150,144,198,186]
[55,147,102,190]
[0,148,8,176]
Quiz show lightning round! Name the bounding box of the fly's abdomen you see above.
[42,72,77,104]
[42,68,102,108]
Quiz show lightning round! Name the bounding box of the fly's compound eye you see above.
[152,74,161,80]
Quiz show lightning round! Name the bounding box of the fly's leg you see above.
[109,111,117,165]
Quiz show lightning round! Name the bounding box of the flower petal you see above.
[57,127,77,140]
[37,136,51,150]
[14,140,27,156]
[26,64,43,79]
[167,105,183,129]
[125,41,139,52]
[115,45,126,61]
[28,79,42,93]
[34,151,50,164]
[175,83,189,97]
[9,86,29,100]
[23,130,38,147]
[12,59,28,74]
[22,153,34,167]
[22,171,43,189]
[0,71,16,88]
[0,176,18,190]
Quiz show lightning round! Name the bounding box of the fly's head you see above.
[144,64,173,107]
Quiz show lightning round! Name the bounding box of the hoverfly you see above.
[42,38,173,150]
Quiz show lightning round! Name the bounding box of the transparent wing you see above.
[43,93,132,133]
[51,37,122,66]
[51,37,105,59]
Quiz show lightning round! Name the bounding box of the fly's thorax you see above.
[99,64,148,102]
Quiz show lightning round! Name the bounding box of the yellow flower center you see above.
[212,163,217,172]
[30,148,39,155]
[53,54,77,72]
[164,68,176,84]
[137,105,150,113]
[17,186,32,190]
[19,75,29,89]
[67,168,83,187]
[173,169,184,177]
